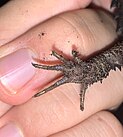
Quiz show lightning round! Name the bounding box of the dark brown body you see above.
[76,41,123,86]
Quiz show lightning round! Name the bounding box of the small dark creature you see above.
[32,0,123,111]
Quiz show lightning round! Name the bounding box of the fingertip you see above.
[51,111,123,137]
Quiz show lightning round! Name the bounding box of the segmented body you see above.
[32,0,123,111]
[85,41,123,85]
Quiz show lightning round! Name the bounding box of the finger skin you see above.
[1,1,121,136]
[0,101,12,118]
[50,111,123,137]
[0,98,122,137]
[0,0,91,46]
[92,0,112,9]
[0,9,118,105]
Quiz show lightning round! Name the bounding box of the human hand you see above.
[0,0,94,118]
[0,0,112,117]
[0,0,123,136]
[0,0,112,46]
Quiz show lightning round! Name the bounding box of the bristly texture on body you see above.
[32,0,123,111]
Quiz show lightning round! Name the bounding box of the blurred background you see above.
[0,0,123,125]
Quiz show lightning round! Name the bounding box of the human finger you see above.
[0,9,123,137]
[0,87,122,137]
[0,101,12,118]
[0,9,117,105]
[0,0,91,46]
[50,111,123,137]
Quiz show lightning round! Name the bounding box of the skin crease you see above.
[0,9,123,137]
[0,0,112,46]
[0,0,113,107]
[0,0,96,117]
[0,0,91,46]
[0,0,123,137]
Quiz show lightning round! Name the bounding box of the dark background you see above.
[0,0,123,124]
[0,0,9,7]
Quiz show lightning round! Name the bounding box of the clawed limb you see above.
[34,76,68,97]
[72,50,82,63]
[52,51,69,63]
[32,62,63,71]
[53,50,81,63]
[80,84,88,111]
[32,50,82,71]
[32,50,71,71]
[32,50,88,111]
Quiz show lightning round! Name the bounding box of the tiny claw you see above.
[31,62,37,67]
[34,90,46,97]
[32,62,44,69]
[116,64,122,71]
[72,50,78,57]
[80,105,84,111]
[51,50,56,56]
[114,67,116,71]
[100,79,103,83]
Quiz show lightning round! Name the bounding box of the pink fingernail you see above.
[0,123,22,137]
[0,49,35,94]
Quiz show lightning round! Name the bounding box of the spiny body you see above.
[32,0,123,111]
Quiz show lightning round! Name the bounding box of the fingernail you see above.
[0,123,22,137]
[0,49,36,94]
